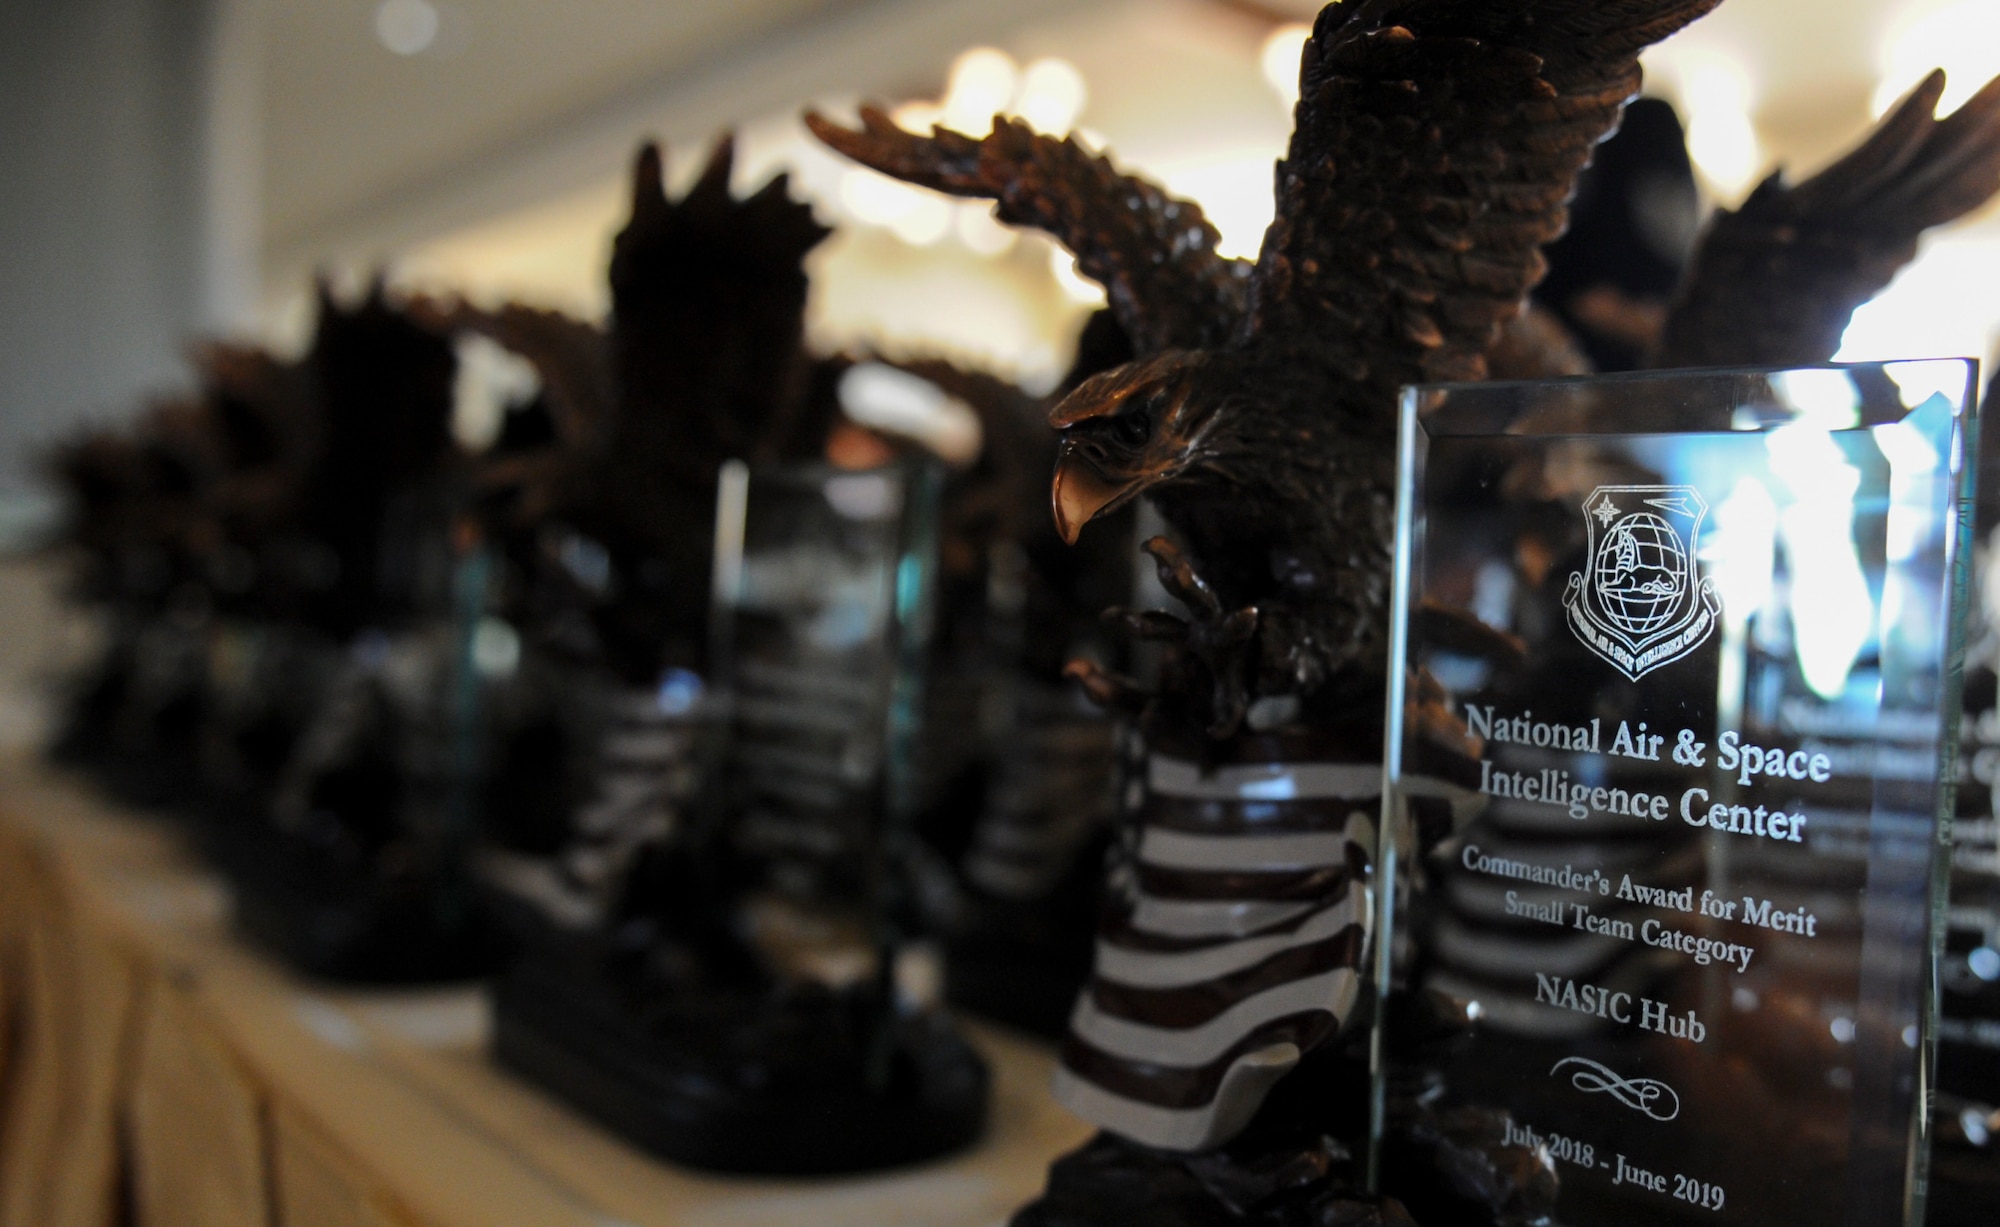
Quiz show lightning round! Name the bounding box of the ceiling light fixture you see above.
[375,0,440,57]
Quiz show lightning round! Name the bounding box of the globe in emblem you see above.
[1593,512,1687,635]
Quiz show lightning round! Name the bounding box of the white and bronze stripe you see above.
[963,697,1115,900]
[560,687,700,905]
[1051,750,1379,1151]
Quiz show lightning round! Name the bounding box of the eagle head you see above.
[1048,349,1213,544]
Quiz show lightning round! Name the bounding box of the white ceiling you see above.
[256,0,1992,262]
[250,0,2000,367]
[255,0,1095,279]
[262,0,831,253]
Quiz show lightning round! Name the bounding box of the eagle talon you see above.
[1064,658,1151,717]
[1110,608,1191,641]
[1141,536,1223,622]
[1111,536,1263,739]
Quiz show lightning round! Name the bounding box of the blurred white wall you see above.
[0,0,244,541]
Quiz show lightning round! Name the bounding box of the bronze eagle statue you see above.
[812,2,2000,744]
[810,2,2000,1216]
[812,0,1734,739]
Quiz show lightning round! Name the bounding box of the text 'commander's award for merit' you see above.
[1380,360,1982,1227]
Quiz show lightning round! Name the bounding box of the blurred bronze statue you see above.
[436,139,996,1176]
[47,282,502,982]
[1511,69,2000,378]
[1657,68,2000,368]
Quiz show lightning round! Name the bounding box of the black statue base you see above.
[1014,1001,1557,1227]
[217,815,499,983]
[1013,1131,1415,1227]
[49,698,208,814]
[1930,1152,2000,1227]
[1012,1115,1557,1227]
[944,921,1093,1038]
[941,850,1101,1037]
[492,930,990,1175]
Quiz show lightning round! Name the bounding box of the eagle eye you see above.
[1111,405,1153,449]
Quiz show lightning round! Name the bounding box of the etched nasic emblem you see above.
[1563,485,1719,680]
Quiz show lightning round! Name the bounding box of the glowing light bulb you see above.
[1159,155,1279,260]
[839,168,921,226]
[1650,49,1762,199]
[889,195,952,247]
[1685,109,1761,198]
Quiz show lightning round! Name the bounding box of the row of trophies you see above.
[39,1,2000,1222]
[49,134,1129,1175]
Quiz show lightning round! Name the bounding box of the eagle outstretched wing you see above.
[1653,69,2000,369]
[1248,0,1722,408]
[804,109,1251,353]
[412,298,611,449]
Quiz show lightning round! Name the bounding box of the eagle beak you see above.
[1052,439,1140,545]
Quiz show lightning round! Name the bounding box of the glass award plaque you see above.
[1379,360,1980,1226]
[490,454,985,1178]
[1932,456,2000,1226]
[709,456,943,912]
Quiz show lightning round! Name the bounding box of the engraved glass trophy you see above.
[1932,391,2000,1226]
[491,454,985,1175]
[1379,360,1980,1226]
[710,455,942,918]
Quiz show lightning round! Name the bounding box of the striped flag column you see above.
[962,684,1117,901]
[1051,742,1380,1151]
[560,685,705,908]
[476,675,713,931]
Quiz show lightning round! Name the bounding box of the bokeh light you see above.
[1260,24,1311,109]
[1048,247,1106,306]
[1873,1,2000,118]
[1015,58,1088,135]
[1658,51,1763,200]
[955,204,1017,258]
[942,47,1019,136]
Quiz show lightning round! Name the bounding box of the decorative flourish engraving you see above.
[1549,1056,1681,1122]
